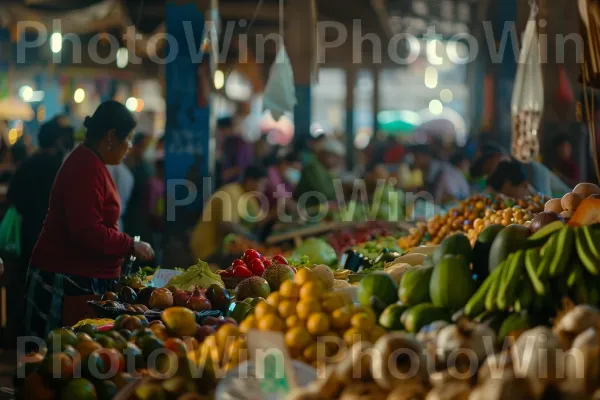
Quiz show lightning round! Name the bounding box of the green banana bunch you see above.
[575,226,600,276]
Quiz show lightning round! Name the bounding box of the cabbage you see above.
[165,260,224,290]
[292,238,338,267]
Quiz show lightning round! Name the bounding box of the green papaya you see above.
[433,233,473,265]
[472,224,504,281]
[378,304,408,331]
[357,272,399,309]
[401,303,451,333]
[488,224,531,272]
[398,266,433,306]
[430,255,475,310]
[228,301,252,323]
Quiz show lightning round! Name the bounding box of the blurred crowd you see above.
[0,111,591,269]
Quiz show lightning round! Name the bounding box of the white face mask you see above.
[283,168,301,185]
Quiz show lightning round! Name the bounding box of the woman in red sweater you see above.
[25,101,154,337]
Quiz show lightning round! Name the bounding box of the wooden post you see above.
[285,0,315,149]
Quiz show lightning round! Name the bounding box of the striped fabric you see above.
[24,268,115,339]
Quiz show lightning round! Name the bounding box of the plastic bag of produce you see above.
[292,238,337,267]
[511,2,543,163]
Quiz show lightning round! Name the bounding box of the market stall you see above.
[11,181,600,400]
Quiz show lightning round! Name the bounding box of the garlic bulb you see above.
[436,320,496,365]
[478,351,514,383]
[336,341,373,383]
[564,346,600,396]
[425,381,471,400]
[468,376,535,400]
[511,326,563,384]
[571,328,599,351]
[554,305,600,342]
[386,381,427,400]
[371,333,429,390]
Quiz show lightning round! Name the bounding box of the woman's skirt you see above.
[24,267,115,339]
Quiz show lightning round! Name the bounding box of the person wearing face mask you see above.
[294,139,345,208]
[264,152,302,213]
[25,101,154,338]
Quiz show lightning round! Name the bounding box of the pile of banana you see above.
[466,225,600,317]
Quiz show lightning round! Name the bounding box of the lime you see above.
[60,378,97,400]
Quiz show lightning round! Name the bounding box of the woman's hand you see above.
[133,241,155,261]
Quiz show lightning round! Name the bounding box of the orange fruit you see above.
[266,292,282,307]
[299,282,323,300]
[331,307,352,329]
[257,314,285,332]
[216,324,240,347]
[296,299,321,320]
[254,302,276,319]
[285,327,312,350]
[278,300,297,319]
[286,315,303,329]
[279,280,300,299]
[239,315,256,333]
[302,343,319,363]
[370,326,387,342]
[306,313,330,336]
[343,328,367,346]
[294,268,314,286]
[350,312,376,331]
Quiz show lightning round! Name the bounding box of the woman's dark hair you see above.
[242,165,268,181]
[486,160,527,191]
[84,101,136,143]
[552,134,572,150]
[450,152,468,167]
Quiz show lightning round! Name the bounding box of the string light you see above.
[73,88,85,103]
[126,97,138,111]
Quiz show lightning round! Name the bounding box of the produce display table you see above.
[266,221,414,247]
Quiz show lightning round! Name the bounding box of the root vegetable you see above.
[335,341,373,383]
[386,381,427,400]
[554,305,600,343]
[425,382,470,400]
[371,333,429,390]
[561,193,584,213]
[511,327,563,385]
[435,320,496,366]
[339,382,389,400]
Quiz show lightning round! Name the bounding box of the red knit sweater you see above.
[31,145,133,279]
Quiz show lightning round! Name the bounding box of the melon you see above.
[488,224,531,272]
[429,255,474,310]
[234,277,271,301]
[433,233,473,265]
[262,264,295,291]
[357,272,398,313]
[310,264,334,290]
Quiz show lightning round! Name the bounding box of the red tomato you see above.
[231,265,253,278]
[262,259,273,268]
[247,258,266,276]
[271,255,288,265]
[231,259,246,267]
[243,249,262,263]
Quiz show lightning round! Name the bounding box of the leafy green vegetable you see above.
[289,255,312,268]
[165,260,224,290]
[292,238,338,267]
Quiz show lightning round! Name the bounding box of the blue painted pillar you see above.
[0,29,8,101]
[345,68,356,170]
[294,85,311,147]
[164,2,211,237]
[41,74,62,121]
[491,0,518,150]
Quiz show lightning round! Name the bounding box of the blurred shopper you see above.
[265,152,302,213]
[190,165,269,261]
[487,160,534,199]
[409,145,470,205]
[219,117,254,186]
[106,163,134,232]
[124,132,153,238]
[8,117,74,267]
[25,101,154,338]
[552,134,580,187]
[450,152,470,178]
[470,142,571,198]
[295,139,345,207]
[144,155,165,264]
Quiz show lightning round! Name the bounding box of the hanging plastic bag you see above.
[511,1,544,163]
[263,46,296,121]
[0,206,21,256]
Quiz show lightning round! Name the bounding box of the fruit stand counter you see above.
[266,221,413,247]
